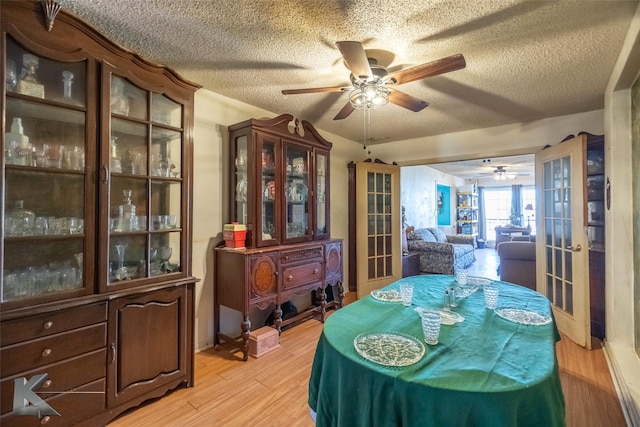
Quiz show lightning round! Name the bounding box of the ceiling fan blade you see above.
[333,102,355,120]
[386,54,466,85]
[282,86,349,95]
[336,41,372,79]
[388,88,429,112]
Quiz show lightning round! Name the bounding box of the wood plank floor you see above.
[110,249,627,426]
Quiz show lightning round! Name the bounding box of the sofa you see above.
[497,236,536,290]
[406,227,475,275]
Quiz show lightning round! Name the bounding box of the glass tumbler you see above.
[399,283,413,307]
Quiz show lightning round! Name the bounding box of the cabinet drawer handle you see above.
[287,274,293,281]
[111,343,116,362]
[41,416,51,424]
[313,268,319,274]
[43,321,53,330]
[42,348,52,357]
[43,379,52,388]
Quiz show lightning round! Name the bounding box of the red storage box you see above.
[224,222,247,248]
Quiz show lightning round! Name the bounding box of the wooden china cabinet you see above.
[1,2,198,425]
[214,115,343,361]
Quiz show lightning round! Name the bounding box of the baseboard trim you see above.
[603,340,640,427]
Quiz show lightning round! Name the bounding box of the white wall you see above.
[191,90,361,351]
[371,110,604,166]
[604,1,640,415]
[400,165,464,231]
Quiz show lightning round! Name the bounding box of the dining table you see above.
[308,274,566,427]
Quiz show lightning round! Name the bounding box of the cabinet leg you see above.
[319,288,327,322]
[336,280,345,308]
[241,315,251,362]
[274,305,283,335]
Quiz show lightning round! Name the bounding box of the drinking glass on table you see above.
[455,269,468,286]
[420,309,441,345]
[399,282,413,306]
[484,283,500,310]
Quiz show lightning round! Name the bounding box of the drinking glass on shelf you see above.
[6,60,17,91]
[34,217,48,235]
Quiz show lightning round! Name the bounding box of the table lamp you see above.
[525,204,534,229]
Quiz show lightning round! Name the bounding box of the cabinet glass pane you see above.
[316,153,327,235]
[112,118,147,175]
[150,181,181,230]
[152,93,182,127]
[234,136,248,225]
[111,76,147,120]
[3,239,83,301]
[150,232,181,276]
[6,37,86,107]
[109,178,148,233]
[4,171,86,301]
[151,128,182,178]
[6,98,85,169]
[285,145,309,239]
[109,235,147,282]
[261,142,276,239]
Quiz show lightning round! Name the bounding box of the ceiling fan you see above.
[281,41,466,120]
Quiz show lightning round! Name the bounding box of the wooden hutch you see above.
[214,115,343,361]
[1,2,198,425]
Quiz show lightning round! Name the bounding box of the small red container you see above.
[224,222,247,248]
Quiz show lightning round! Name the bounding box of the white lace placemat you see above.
[353,332,425,367]
[370,289,402,303]
[495,308,552,326]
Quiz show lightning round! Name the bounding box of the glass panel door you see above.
[355,161,401,299]
[315,151,329,239]
[3,38,90,303]
[256,133,279,246]
[284,142,311,242]
[535,135,589,347]
[106,73,183,288]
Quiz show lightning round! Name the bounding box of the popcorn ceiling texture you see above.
[60,0,638,144]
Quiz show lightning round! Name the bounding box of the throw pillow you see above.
[417,228,437,242]
[427,227,448,243]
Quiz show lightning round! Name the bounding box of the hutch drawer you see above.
[0,378,105,427]
[282,261,323,290]
[1,324,106,377]
[1,302,107,346]
[281,245,324,264]
[0,348,106,415]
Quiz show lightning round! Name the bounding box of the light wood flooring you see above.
[110,249,628,426]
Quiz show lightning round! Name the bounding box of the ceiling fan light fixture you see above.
[493,170,507,181]
[349,81,389,110]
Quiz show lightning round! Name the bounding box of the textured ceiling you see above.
[428,154,535,181]
[59,0,637,147]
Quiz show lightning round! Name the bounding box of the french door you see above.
[355,161,401,299]
[535,135,591,348]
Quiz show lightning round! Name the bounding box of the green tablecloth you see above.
[308,275,565,427]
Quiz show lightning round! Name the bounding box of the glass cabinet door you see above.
[256,133,280,247]
[232,134,249,227]
[105,72,183,289]
[284,142,311,242]
[315,150,330,239]
[2,37,91,304]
